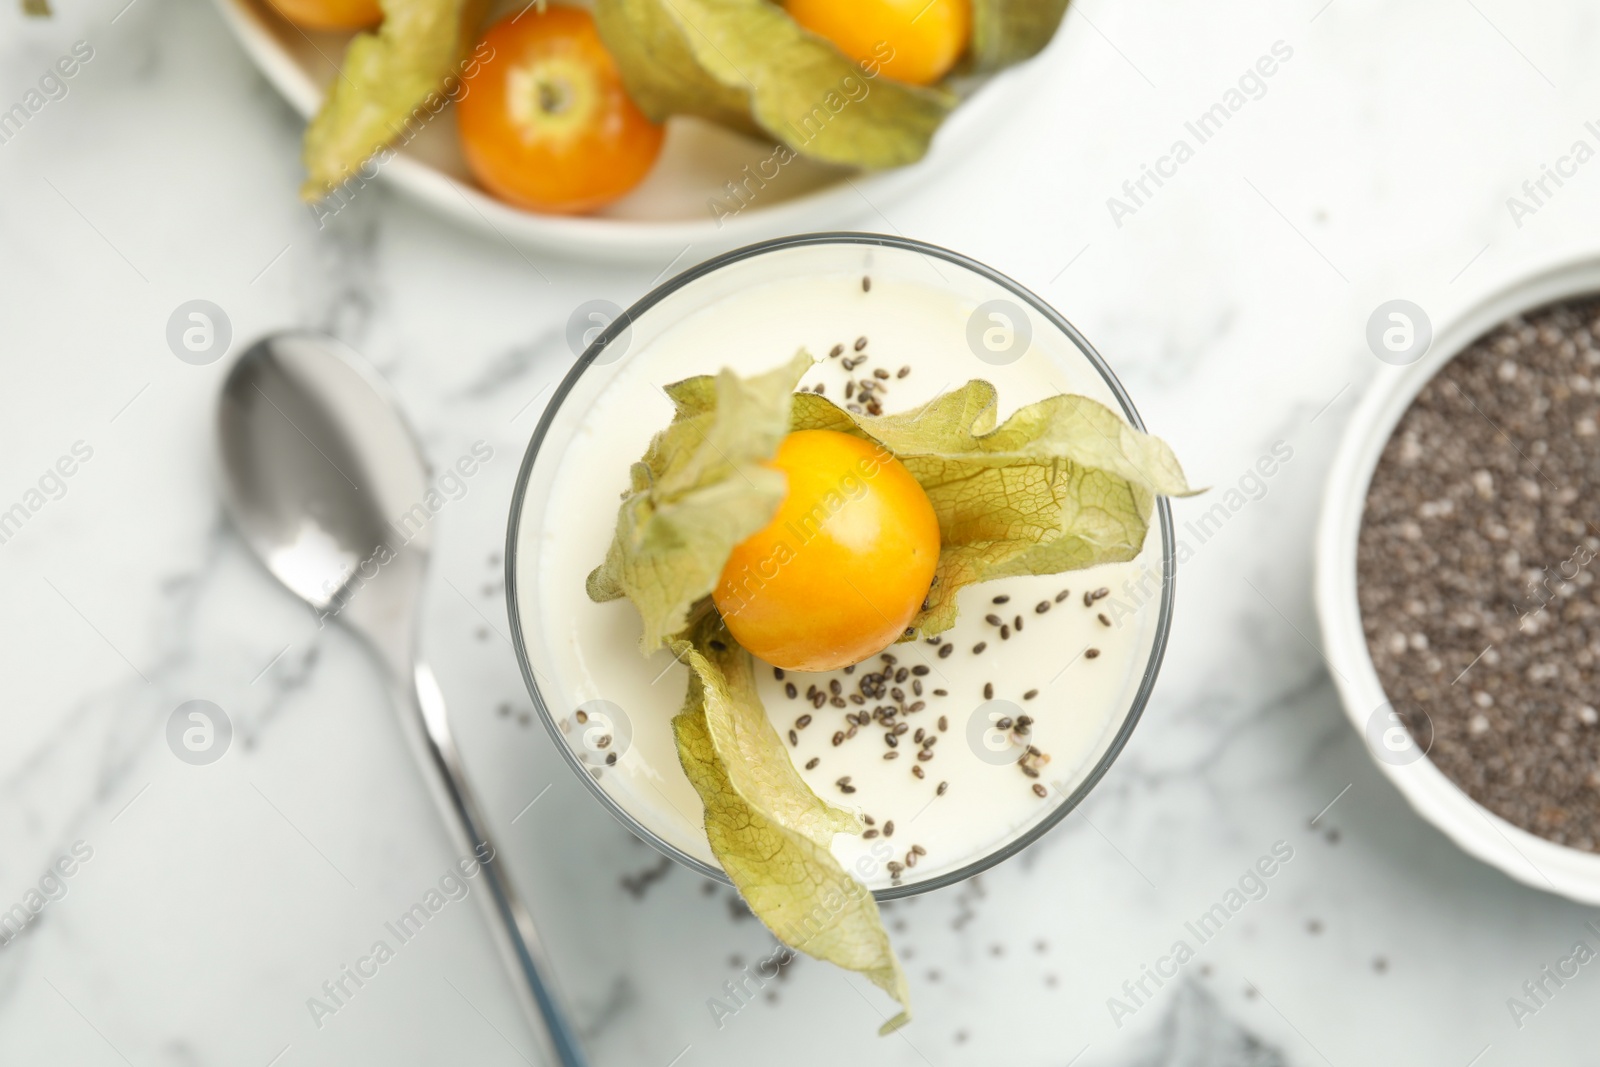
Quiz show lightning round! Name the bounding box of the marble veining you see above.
[5,0,1600,1063]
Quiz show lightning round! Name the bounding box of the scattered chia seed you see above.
[1055,589,1071,603]
[1036,601,1051,614]
[1098,613,1112,627]
[993,594,1010,604]
[1033,784,1048,798]
[912,765,925,778]
[1023,689,1038,700]
[805,757,820,770]
[1000,625,1010,640]
[937,781,949,795]
[774,667,785,680]
[830,343,844,358]
[973,642,987,655]
[796,714,811,728]
[898,366,910,378]
[1360,296,1600,851]
[1085,648,1100,659]
[862,275,872,292]
[939,644,954,659]
[938,715,948,731]
[854,336,868,351]
[788,729,798,746]
[983,682,994,699]
[883,820,895,837]
[785,682,797,699]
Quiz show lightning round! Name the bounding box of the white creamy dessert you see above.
[515,247,1167,890]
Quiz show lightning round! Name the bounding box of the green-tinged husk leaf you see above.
[791,383,1194,633]
[594,0,954,168]
[672,616,910,1033]
[589,356,1191,1035]
[299,0,485,200]
[965,0,1072,74]
[586,350,812,651]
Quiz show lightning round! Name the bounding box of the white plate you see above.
[212,0,1037,263]
[1315,250,1600,904]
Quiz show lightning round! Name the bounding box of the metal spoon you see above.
[216,331,586,1067]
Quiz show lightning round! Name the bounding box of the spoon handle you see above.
[405,661,589,1067]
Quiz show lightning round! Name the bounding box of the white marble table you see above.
[4,0,1600,1064]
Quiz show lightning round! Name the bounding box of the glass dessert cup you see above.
[506,233,1176,899]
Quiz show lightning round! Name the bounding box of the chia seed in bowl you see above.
[1358,296,1600,852]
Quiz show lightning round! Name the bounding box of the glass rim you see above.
[504,231,1176,900]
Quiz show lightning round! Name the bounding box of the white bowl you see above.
[1315,251,1600,904]
[211,0,1036,263]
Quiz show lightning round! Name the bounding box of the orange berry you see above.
[784,0,971,86]
[457,7,665,215]
[714,430,940,672]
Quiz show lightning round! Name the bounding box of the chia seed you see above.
[1359,295,1600,850]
